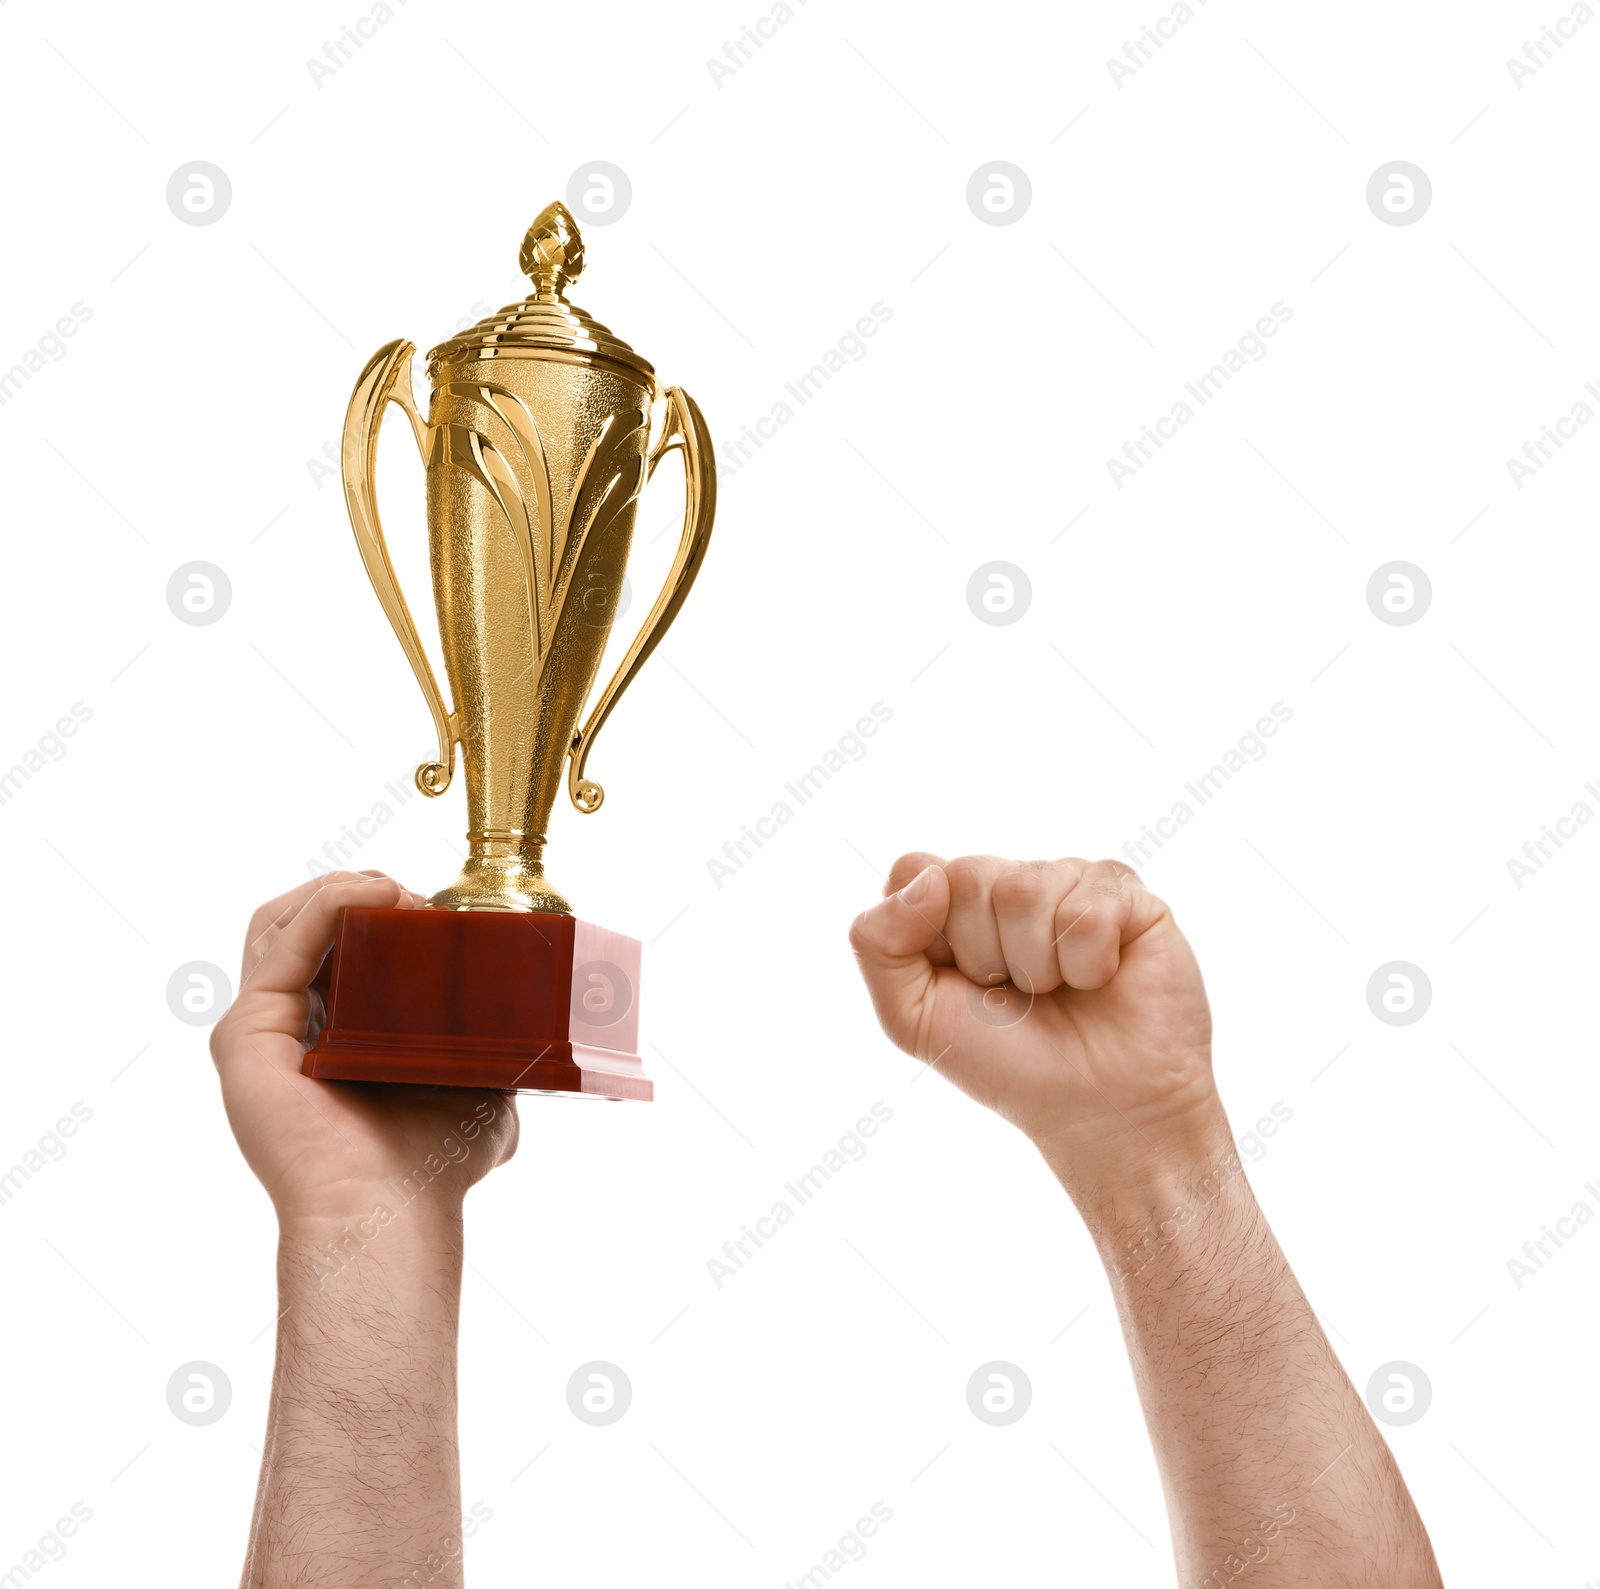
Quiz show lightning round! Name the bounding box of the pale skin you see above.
[212,857,1442,1587]
[848,852,1444,1588]
[210,872,518,1589]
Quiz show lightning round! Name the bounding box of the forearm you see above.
[1047,1113,1441,1589]
[242,1205,468,1589]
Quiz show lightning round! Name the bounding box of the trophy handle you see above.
[343,339,459,797]
[566,386,717,814]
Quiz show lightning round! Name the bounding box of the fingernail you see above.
[899,866,933,904]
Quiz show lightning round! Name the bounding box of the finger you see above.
[883,851,946,896]
[244,870,387,943]
[883,851,953,965]
[849,863,952,1057]
[941,855,1014,987]
[241,871,396,981]
[1053,860,1160,989]
[992,858,1087,994]
[494,1097,521,1169]
[241,876,405,1003]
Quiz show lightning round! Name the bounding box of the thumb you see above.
[848,864,951,1057]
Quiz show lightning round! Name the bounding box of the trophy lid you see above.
[425,202,656,390]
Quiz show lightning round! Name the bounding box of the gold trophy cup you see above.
[302,202,715,1099]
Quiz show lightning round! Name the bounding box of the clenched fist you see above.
[849,853,1224,1199]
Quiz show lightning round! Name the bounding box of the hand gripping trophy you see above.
[303,201,716,1101]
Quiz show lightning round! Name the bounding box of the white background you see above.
[1,0,1596,1583]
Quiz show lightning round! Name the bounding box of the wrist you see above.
[1034,1089,1252,1263]
[1078,1148,1259,1281]
[278,1197,465,1299]
[1035,1081,1230,1192]
[271,1166,472,1232]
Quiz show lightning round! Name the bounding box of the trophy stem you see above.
[428,830,573,914]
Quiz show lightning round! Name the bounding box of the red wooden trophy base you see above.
[302,907,650,1101]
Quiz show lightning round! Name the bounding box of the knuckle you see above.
[992,867,1044,909]
[314,871,364,896]
[885,852,932,893]
[943,855,990,897]
[1086,859,1137,897]
[244,907,277,945]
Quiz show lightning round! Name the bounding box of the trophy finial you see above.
[425,199,649,382]
[520,202,585,301]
